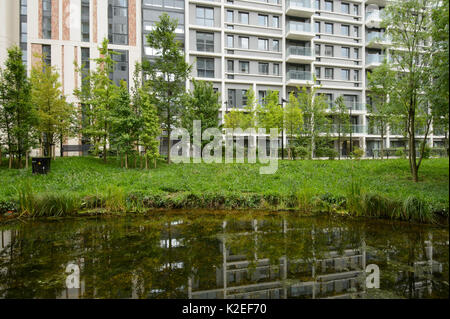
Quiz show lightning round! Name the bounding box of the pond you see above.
[0,211,448,299]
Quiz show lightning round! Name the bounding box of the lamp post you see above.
[279,98,288,160]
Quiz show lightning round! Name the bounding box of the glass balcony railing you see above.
[326,102,366,111]
[287,22,312,33]
[287,70,312,81]
[287,0,312,9]
[366,32,390,43]
[287,46,313,57]
[366,54,385,64]
[328,124,367,134]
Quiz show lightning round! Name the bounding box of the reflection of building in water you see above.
[189,220,367,299]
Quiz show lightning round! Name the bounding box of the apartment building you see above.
[0,0,446,157]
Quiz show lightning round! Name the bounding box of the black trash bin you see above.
[32,157,51,174]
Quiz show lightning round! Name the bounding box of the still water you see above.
[0,211,448,299]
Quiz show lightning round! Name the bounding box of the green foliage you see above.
[0,45,36,168]
[140,91,161,169]
[142,13,191,164]
[351,147,364,160]
[182,79,221,136]
[293,146,310,160]
[224,88,257,130]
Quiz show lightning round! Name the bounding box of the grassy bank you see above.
[0,156,448,223]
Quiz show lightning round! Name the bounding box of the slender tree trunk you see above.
[60,134,64,157]
[145,153,148,170]
[125,153,128,169]
[8,154,12,169]
[409,110,418,182]
[25,152,28,169]
[380,124,385,160]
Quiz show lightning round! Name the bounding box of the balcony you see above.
[366,54,385,69]
[365,10,384,28]
[329,124,367,134]
[286,70,313,86]
[286,46,315,63]
[366,32,391,49]
[326,102,366,111]
[286,22,315,41]
[286,0,314,18]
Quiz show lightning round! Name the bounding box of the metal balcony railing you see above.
[287,46,313,57]
[287,70,312,81]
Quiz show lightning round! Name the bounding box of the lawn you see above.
[0,156,448,220]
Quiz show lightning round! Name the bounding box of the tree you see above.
[223,88,256,130]
[181,79,220,137]
[111,81,140,169]
[140,90,161,169]
[31,55,74,158]
[0,46,36,168]
[284,92,303,159]
[367,61,397,159]
[74,38,119,163]
[257,90,283,156]
[297,86,330,158]
[382,0,435,181]
[332,96,351,160]
[142,13,191,164]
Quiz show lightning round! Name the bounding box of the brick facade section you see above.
[51,0,59,40]
[31,44,42,67]
[129,0,136,46]
[62,0,70,40]
[38,0,43,39]
[93,0,97,43]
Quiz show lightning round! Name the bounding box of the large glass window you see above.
[325,45,333,56]
[227,60,234,72]
[81,0,90,42]
[42,0,51,39]
[197,32,214,52]
[20,0,28,66]
[228,89,236,107]
[341,25,350,36]
[81,47,90,82]
[196,7,214,27]
[258,14,268,27]
[325,23,333,34]
[197,57,214,78]
[341,2,350,14]
[315,21,320,33]
[324,0,333,11]
[342,47,350,58]
[109,49,129,85]
[272,40,279,51]
[239,12,249,24]
[239,36,249,49]
[258,62,269,75]
[227,10,234,22]
[273,63,280,75]
[341,69,350,80]
[42,45,51,67]
[258,38,268,51]
[272,16,280,28]
[324,68,333,79]
[239,61,249,73]
[108,0,128,45]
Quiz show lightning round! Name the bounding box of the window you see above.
[341,2,350,14]
[109,49,129,85]
[258,14,268,27]
[81,0,90,42]
[259,62,269,75]
[228,89,236,107]
[227,35,234,48]
[197,57,214,78]
[272,16,280,28]
[353,26,359,37]
[227,60,234,72]
[239,61,249,73]
[324,0,333,11]
[353,70,359,81]
[227,10,233,22]
[273,40,280,51]
[239,36,249,49]
[354,48,359,59]
[197,32,214,52]
[325,23,333,34]
[341,25,350,36]
[315,44,321,55]
[315,67,321,78]
[315,21,320,33]
[258,91,266,105]
[315,0,320,10]
[196,7,214,27]
[273,63,280,75]
[239,12,249,24]
[342,47,350,58]
[42,0,51,39]
[42,44,51,67]
[341,69,350,80]
[258,38,268,51]
[20,0,27,66]
[241,90,248,107]
[325,68,333,79]
[353,4,359,16]
[81,47,90,82]
[325,45,333,57]
[108,0,128,45]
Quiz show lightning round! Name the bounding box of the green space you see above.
[0,157,448,223]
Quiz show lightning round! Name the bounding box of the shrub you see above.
[294,146,310,160]
[421,146,431,159]
[351,147,364,160]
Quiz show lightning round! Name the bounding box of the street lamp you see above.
[279,98,288,160]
